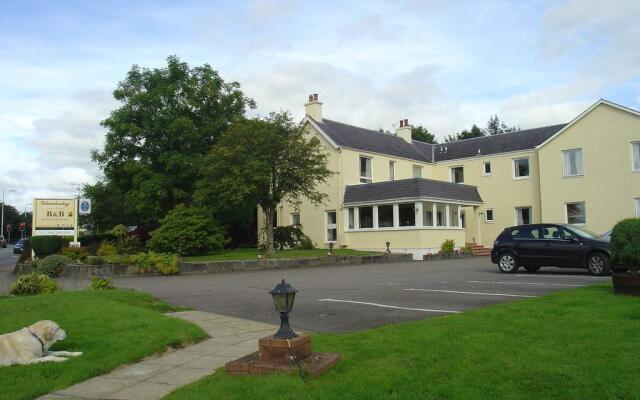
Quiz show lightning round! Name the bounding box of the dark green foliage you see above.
[35,254,73,277]
[440,239,455,254]
[0,204,31,243]
[411,125,437,143]
[445,124,485,142]
[118,236,144,254]
[59,246,89,262]
[90,276,114,290]
[196,111,333,254]
[610,218,640,270]
[30,236,71,258]
[273,225,314,250]
[130,252,180,275]
[90,55,255,225]
[486,114,519,135]
[10,273,58,296]
[148,205,228,256]
[86,256,105,265]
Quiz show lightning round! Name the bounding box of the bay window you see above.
[378,205,394,227]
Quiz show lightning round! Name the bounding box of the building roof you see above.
[311,118,566,163]
[314,119,434,162]
[433,124,566,161]
[343,178,483,205]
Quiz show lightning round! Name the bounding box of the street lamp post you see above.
[1,189,16,241]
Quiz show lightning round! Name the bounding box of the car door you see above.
[512,226,543,266]
[540,225,583,266]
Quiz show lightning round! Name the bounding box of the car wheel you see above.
[524,265,541,273]
[587,252,610,276]
[498,252,518,273]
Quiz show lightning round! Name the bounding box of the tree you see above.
[444,124,485,142]
[91,55,255,224]
[411,125,437,144]
[1,204,31,243]
[486,114,519,135]
[196,112,334,255]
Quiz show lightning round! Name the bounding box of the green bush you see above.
[90,275,114,290]
[273,225,315,250]
[103,254,130,264]
[148,205,229,256]
[440,239,455,255]
[60,246,89,261]
[97,241,118,256]
[461,246,474,255]
[108,224,129,243]
[610,218,640,272]
[79,233,117,247]
[30,236,71,258]
[118,235,144,254]
[35,254,73,277]
[86,256,105,265]
[10,273,59,296]
[131,252,180,275]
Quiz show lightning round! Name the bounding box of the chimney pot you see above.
[313,93,318,101]
[308,94,313,102]
[404,118,409,126]
[399,120,404,128]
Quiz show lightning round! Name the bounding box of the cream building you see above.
[259,95,640,260]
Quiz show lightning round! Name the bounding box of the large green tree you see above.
[89,55,255,225]
[196,112,334,255]
[411,125,437,144]
[1,204,31,243]
[445,124,485,142]
[486,114,519,135]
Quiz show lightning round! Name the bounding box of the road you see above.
[0,245,18,295]
[59,257,608,333]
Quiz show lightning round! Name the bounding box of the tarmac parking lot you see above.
[97,256,610,333]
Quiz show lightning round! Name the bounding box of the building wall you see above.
[339,148,435,185]
[538,103,640,233]
[344,228,466,256]
[432,149,542,246]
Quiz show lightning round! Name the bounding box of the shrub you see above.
[610,218,640,272]
[461,246,474,255]
[10,273,58,296]
[130,252,180,275]
[298,235,315,250]
[60,246,89,262]
[103,254,130,264]
[440,239,455,255]
[118,235,144,254]
[148,205,229,256]
[30,236,70,258]
[273,225,315,250]
[86,256,105,265]
[97,241,118,256]
[108,224,129,244]
[35,254,73,277]
[90,276,114,290]
[79,233,117,247]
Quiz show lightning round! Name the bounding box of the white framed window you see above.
[348,208,355,229]
[450,166,464,183]
[513,158,530,179]
[291,213,300,227]
[566,202,586,225]
[635,198,640,218]
[449,204,460,227]
[358,206,374,229]
[563,148,583,177]
[398,203,416,227]
[483,161,491,176]
[423,201,434,227]
[360,156,372,183]
[377,204,394,227]
[325,211,337,242]
[485,209,494,223]
[632,141,640,172]
[515,206,532,225]
[389,161,396,181]
[412,165,422,178]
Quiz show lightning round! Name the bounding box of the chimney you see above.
[304,93,323,121]
[396,118,412,142]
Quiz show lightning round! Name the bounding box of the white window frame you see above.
[514,206,533,225]
[483,161,492,176]
[632,141,640,172]
[412,165,423,178]
[565,202,586,225]
[389,161,396,181]
[485,209,494,223]
[450,166,464,183]
[635,198,640,218]
[290,213,300,227]
[562,148,584,177]
[325,210,337,242]
[359,156,372,183]
[513,157,530,180]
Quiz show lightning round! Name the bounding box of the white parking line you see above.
[317,299,461,314]
[468,280,583,287]
[404,288,536,298]
[515,274,608,279]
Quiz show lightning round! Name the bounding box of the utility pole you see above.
[1,189,16,241]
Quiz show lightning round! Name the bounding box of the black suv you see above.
[491,224,611,275]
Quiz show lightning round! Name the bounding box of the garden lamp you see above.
[386,241,391,254]
[269,279,299,339]
[328,242,334,256]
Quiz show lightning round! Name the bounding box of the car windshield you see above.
[565,225,600,239]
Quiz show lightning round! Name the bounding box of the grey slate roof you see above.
[311,118,566,162]
[344,178,483,205]
[433,124,566,161]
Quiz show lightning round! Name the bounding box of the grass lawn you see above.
[182,248,379,262]
[165,284,640,400]
[0,289,207,400]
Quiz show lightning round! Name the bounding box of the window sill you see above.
[346,226,464,232]
[485,221,495,224]
[483,173,492,177]
[563,174,584,179]
[513,176,531,180]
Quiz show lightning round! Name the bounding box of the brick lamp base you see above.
[225,334,340,377]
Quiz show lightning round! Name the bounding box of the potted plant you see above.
[610,218,640,296]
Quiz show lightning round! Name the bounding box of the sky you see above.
[1,0,639,209]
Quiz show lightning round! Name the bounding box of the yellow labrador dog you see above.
[0,320,82,366]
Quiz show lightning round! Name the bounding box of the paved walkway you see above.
[40,311,277,400]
